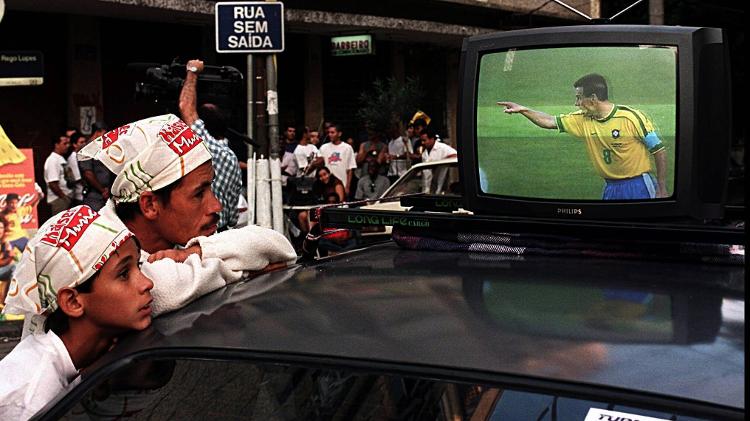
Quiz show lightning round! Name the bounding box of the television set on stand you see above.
[457,25,739,239]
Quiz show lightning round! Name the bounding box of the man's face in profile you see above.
[420,133,435,150]
[55,137,71,155]
[154,162,222,245]
[574,87,598,117]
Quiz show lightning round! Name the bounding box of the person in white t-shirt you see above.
[43,135,73,214]
[0,206,154,420]
[318,123,357,196]
[420,128,458,194]
[66,131,88,206]
[293,135,320,178]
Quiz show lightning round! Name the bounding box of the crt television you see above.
[457,25,732,221]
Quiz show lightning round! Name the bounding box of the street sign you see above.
[0,51,44,86]
[215,2,284,53]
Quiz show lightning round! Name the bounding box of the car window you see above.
[58,358,716,420]
[386,163,459,198]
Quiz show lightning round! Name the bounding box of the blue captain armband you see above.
[644,131,664,153]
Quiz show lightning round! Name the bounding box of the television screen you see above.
[476,45,677,202]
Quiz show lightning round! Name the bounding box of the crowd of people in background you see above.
[278,114,456,251]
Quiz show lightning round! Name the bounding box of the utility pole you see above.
[649,0,664,25]
[267,53,283,232]
[246,54,255,225]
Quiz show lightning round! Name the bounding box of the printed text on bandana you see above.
[160,119,202,156]
[101,124,131,149]
[40,206,99,251]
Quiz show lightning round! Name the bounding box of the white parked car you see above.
[363,157,459,211]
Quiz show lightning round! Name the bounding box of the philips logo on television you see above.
[557,208,583,216]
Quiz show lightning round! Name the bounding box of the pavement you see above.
[0,319,23,359]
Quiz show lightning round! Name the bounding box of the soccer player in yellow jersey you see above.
[498,73,668,200]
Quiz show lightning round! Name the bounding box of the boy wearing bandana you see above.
[0,206,153,419]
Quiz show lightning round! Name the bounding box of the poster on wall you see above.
[0,127,41,258]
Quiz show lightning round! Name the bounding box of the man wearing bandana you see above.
[76,114,296,318]
[1,206,154,419]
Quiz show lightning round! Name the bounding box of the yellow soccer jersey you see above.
[555,105,664,180]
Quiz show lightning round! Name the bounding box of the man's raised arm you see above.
[497,101,557,130]
[179,59,204,125]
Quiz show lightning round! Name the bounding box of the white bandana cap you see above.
[3,205,134,333]
[77,114,212,204]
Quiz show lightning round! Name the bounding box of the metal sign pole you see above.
[267,54,283,233]
[246,53,256,225]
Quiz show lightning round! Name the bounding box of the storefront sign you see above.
[0,51,43,86]
[215,2,284,53]
[331,35,373,56]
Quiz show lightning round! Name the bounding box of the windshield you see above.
[386,163,459,198]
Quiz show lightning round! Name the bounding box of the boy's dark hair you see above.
[114,179,180,222]
[4,192,19,202]
[198,103,229,139]
[412,118,427,128]
[44,274,96,335]
[574,73,609,101]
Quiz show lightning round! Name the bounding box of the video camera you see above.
[128,60,256,150]
[128,60,244,111]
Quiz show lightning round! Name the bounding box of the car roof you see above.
[83,241,744,410]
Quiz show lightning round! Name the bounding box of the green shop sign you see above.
[330,35,373,56]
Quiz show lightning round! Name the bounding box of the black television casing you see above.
[458,25,732,222]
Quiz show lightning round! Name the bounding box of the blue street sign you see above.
[215,2,284,53]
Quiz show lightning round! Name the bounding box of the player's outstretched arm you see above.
[497,101,557,130]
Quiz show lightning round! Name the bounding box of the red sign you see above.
[0,148,41,232]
